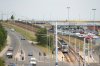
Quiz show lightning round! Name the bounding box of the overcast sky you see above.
[0,0,100,20]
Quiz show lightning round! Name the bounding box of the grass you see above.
[0,41,7,52]
[0,57,5,66]
[2,22,51,54]
[3,22,36,41]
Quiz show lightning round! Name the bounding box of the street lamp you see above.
[78,40,81,66]
[62,56,64,66]
[67,7,70,45]
[83,35,93,66]
[92,9,96,32]
[67,7,70,20]
[55,21,58,66]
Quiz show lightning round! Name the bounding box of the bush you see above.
[36,28,47,46]
[0,23,7,51]
[36,28,54,49]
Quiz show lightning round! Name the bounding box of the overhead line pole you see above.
[67,6,70,47]
[92,9,96,32]
[55,21,58,66]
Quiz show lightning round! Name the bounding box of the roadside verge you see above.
[0,35,11,57]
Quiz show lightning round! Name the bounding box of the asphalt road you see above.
[3,28,55,66]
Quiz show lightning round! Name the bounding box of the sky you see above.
[0,0,100,20]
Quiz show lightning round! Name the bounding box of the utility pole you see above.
[47,25,50,66]
[83,38,86,66]
[67,7,70,20]
[55,21,58,66]
[67,6,70,45]
[1,13,3,21]
[88,39,90,66]
[92,9,96,32]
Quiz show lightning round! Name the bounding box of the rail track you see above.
[69,47,83,63]
[62,46,83,64]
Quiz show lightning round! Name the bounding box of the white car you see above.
[11,28,15,32]
[78,34,87,37]
[75,33,80,36]
[92,35,99,38]
[29,57,37,65]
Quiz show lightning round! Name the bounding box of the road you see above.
[3,28,50,66]
[1,29,60,66]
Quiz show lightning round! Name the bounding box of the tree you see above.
[11,15,14,20]
[36,28,53,48]
[36,28,47,46]
[0,23,7,51]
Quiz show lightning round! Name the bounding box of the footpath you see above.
[0,35,11,57]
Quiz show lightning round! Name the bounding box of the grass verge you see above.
[0,57,5,66]
[2,22,51,54]
[3,22,36,41]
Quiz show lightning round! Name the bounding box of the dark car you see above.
[21,38,25,40]
[28,51,33,56]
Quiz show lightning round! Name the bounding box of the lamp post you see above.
[78,40,80,66]
[55,21,58,66]
[67,6,70,46]
[62,56,63,66]
[47,27,51,66]
[88,37,92,66]
[83,35,93,66]
[92,9,96,32]
[99,55,100,64]
[75,37,77,52]
[67,7,70,20]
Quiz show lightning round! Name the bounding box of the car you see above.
[6,51,13,58]
[28,51,33,56]
[8,63,16,66]
[8,47,13,51]
[29,57,37,66]
[21,38,25,40]
[10,28,15,32]
[7,47,13,58]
